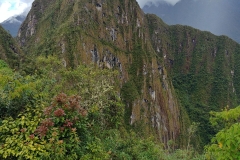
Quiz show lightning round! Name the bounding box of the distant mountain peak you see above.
[143,0,240,43]
[1,14,26,37]
[3,14,26,23]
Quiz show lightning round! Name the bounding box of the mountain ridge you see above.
[143,0,240,43]
[11,0,240,148]
[1,14,26,37]
[17,0,183,147]
[147,14,240,145]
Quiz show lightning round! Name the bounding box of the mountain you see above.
[17,0,240,149]
[17,0,182,147]
[1,14,26,37]
[0,25,22,68]
[143,0,240,43]
[147,16,240,146]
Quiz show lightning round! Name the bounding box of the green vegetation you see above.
[1,0,240,159]
[0,26,21,68]
[206,106,240,159]
[145,12,240,151]
[166,24,238,148]
[0,57,206,159]
[0,57,162,159]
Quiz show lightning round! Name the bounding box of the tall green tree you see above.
[206,106,240,160]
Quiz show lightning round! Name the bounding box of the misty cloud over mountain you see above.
[0,0,33,23]
[1,14,26,37]
[143,0,240,43]
[137,0,181,7]
[1,0,240,42]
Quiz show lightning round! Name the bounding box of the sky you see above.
[0,0,181,23]
[137,0,181,7]
[0,0,34,23]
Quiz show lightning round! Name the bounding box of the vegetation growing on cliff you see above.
[0,57,205,160]
[146,13,240,149]
[0,26,21,69]
[1,0,240,159]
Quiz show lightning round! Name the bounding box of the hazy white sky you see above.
[0,0,181,23]
[137,0,181,7]
[0,0,34,22]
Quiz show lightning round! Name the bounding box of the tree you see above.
[0,57,124,159]
[206,106,240,160]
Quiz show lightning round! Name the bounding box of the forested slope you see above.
[16,0,240,148]
[0,25,22,68]
[0,0,240,158]
[147,14,240,147]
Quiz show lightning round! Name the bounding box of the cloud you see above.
[0,0,181,23]
[0,0,34,23]
[137,0,181,8]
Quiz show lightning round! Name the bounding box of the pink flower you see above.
[29,134,35,140]
[64,119,73,127]
[55,93,67,104]
[43,106,53,115]
[35,126,48,138]
[41,118,54,127]
[54,108,65,117]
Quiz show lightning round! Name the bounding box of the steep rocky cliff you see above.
[147,14,240,146]
[18,0,181,147]
[0,25,22,68]
[17,0,240,148]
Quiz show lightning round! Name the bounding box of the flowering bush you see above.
[34,93,89,159]
[0,93,89,159]
[0,61,124,159]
